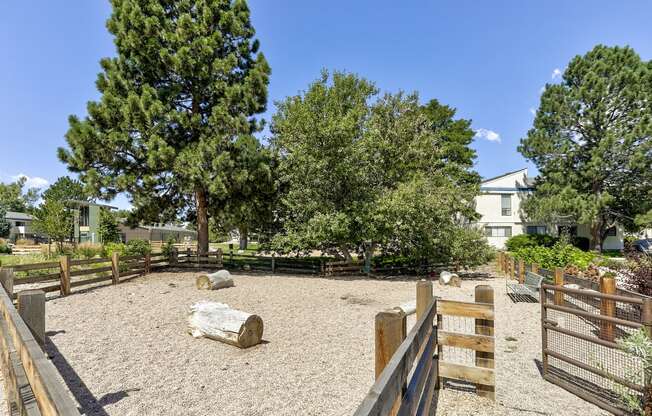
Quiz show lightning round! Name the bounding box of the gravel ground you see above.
[0,268,607,415]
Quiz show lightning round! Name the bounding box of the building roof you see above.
[5,211,33,221]
[143,224,196,233]
[481,168,528,184]
[66,200,118,209]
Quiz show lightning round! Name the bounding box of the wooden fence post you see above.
[518,259,525,284]
[216,248,223,268]
[111,252,120,285]
[599,276,616,342]
[496,252,503,273]
[0,268,14,297]
[186,247,192,265]
[501,252,507,274]
[554,267,564,306]
[375,309,406,416]
[475,285,495,400]
[416,279,433,320]
[59,255,71,296]
[170,247,178,266]
[271,253,276,273]
[642,298,652,414]
[17,289,46,346]
[144,252,151,274]
[531,263,539,275]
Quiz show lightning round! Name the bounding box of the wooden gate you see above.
[540,283,651,415]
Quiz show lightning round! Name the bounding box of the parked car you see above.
[633,239,652,255]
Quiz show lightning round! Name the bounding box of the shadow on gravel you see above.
[44,334,140,416]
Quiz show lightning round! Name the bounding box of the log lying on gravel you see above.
[188,301,263,348]
[439,271,461,287]
[196,270,234,290]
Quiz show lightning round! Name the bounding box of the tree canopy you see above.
[0,177,39,213]
[0,205,10,239]
[42,176,88,203]
[270,70,491,266]
[519,45,652,251]
[32,199,72,252]
[59,0,271,254]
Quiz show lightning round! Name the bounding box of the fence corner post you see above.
[416,279,433,320]
[554,267,564,305]
[599,276,616,342]
[0,268,14,297]
[111,252,120,285]
[475,284,495,400]
[17,289,46,346]
[59,255,71,296]
[641,298,652,416]
[375,308,406,415]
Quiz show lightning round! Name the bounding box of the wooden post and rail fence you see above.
[354,280,496,415]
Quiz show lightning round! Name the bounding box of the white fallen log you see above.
[439,271,461,287]
[188,301,263,348]
[394,300,416,316]
[196,270,234,290]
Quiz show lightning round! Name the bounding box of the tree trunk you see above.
[340,245,353,263]
[196,188,209,256]
[590,222,603,253]
[188,301,263,348]
[196,270,234,290]
[239,227,248,251]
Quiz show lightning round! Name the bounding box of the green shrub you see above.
[505,234,557,251]
[102,242,126,258]
[0,244,11,254]
[125,240,151,256]
[76,242,102,259]
[513,242,595,270]
[161,238,176,257]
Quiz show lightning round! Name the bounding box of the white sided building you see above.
[475,168,624,250]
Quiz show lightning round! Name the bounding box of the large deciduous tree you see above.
[0,177,39,213]
[59,0,270,255]
[271,71,490,266]
[519,45,652,251]
[32,199,72,253]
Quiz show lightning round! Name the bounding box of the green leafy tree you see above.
[0,205,10,239]
[59,0,271,255]
[519,45,652,251]
[42,176,88,202]
[98,208,121,243]
[271,71,485,266]
[32,199,73,253]
[0,177,39,212]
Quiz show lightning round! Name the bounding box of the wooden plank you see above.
[415,354,436,416]
[397,328,435,416]
[11,263,59,272]
[353,297,437,416]
[439,362,495,386]
[69,276,112,288]
[69,266,113,277]
[16,274,61,285]
[0,286,79,415]
[70,258,110,266]
[438,299,494,320]
[438,331,494,352]
[119,269,145,278]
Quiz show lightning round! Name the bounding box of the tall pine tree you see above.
[519,45,652,251]
[59,0,270,254]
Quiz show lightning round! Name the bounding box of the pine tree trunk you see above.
[196,188,209,256]
[590,222,603,253]
[239,227,248,250]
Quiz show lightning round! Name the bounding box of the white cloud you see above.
[551,68,562,80]
[529,107,536,115]
[474,128,501,143]
[539,86,546,94]
[11,174,49,189]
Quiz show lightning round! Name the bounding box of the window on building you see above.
[526,225,547,235]
[80,206,90,227]
[14,221,25,227]
[606,226,617,237]
[485,226,512,237]
[558,225,577,237]
[501,194,511,216]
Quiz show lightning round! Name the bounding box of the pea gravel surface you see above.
[0,269,607,415]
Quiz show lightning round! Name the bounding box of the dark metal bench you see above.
[507,271,544,302]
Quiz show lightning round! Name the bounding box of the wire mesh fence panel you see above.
[439,314,476,367]
[542,286,645,415]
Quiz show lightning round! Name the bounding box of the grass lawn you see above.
[211,242,260,255]
[0,253,54,267]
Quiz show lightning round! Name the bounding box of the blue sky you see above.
[2,1,651,209]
